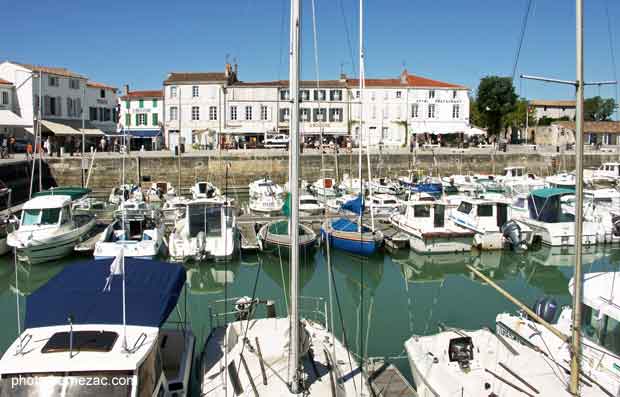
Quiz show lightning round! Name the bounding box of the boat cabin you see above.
[451,198,510,232]
[20,195,73,229]
[185,200,233,238]
[527,188,575,223]
[594,162,620,179]
[503,166,535,179]
[403,202,448,229]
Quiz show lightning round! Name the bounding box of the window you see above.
[245,106,252,120]
[169,106,178,121]
[457,201,473,214]
[192,85,199,98]
[152,113,158,126]
[300,108,310,121]
[477,204,494,217]
[230,106,237,121]
[125,113,131,126]
[137,113,147,126]
[89,107,97,121]
[152,99,158,107]
[452,90,457,99]
[414,205,431,218]
[313,108,327,122]
[69,79,80,89]
[301,90,310,101]
[100,89,106,99]
[396,91,402,98]
[139,99,144,108]
[355,90,360,99]
[48,76,59,87]
[280,108,290,122]
[191,106,200,121]
[452,104,460,119]
[381,127,389,140]
[428,90,435,99]
[280,89,289,100]
[22,208,61,226]
[103,108,111,122]
[329,108,343,122]
[382,107,388,119]
[170,86,177,98]
[329,90,342,101]
[261,105,268,120]
[314,90,326,101]
[1,91,9,105]
[411,103,419,118]
[125,100,130,109]
[209,106,217,121]
[428,104,435,118]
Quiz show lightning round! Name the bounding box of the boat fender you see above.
[531,296,558,323]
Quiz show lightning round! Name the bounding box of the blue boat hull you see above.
[320,228,381,256]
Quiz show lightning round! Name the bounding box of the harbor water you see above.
[1,244,620,390]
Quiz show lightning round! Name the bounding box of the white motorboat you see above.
[7,195,96,264]
[109,184,143,205]
[391,200,474,253]
[145,181,176,206]
[0,258,194,397]
[513,188,618,246]
[450,197,532,250]
[368,177,402,195]
[368,193,403,216]
[249,193,284,214]
[249,177,284,197]
[311,177,339,197]
[591,162,620,185]
[405,327,585,397]
[94,199,165,260]
[497,272,620,396]
[338,173,365,194]
[325,193,359,213]
[168,199,238,262]
[190,181,222,200]
[161,195,190,226]
[545,172,576,189]
[299,194,324,215]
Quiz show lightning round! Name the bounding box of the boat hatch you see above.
[42,331,118,353]
[448,336,474,369]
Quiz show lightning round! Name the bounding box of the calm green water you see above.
[2,245,620,389]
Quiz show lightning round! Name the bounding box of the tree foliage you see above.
[475,76,518,135]
[584,96,615,121]
[503,99,534,130]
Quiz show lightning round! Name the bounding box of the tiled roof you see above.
[530,100,576,108]
[346,75,466,89]
[164,72,227,84]
[120,90,164,100]
[13,62,87,79]
[87,81,117,91]
[232,79,346,88]
[554,121,620,133]
[0,79,12,86]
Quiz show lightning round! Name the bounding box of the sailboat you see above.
[198,0,370,394]
[320,6,383,256]
[406,0,603,395]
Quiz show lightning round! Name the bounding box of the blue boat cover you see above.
[331,218,370,233]
[342,194,364,215]
[25,258,186,329]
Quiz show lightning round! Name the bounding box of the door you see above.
[434,204,445,228]
[497,203,508,228]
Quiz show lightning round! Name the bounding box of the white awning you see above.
[0,110,32,127]
[40,120,81,135]
[79,128,104,136]
[464,127,487,136]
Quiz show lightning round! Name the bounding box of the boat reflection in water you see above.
[260,251,317,299]
[185,261,240,295]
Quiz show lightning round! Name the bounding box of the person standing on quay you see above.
[100,136,106,153]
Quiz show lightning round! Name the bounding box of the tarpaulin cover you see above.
[25,258,186,329]
[342,194,364,215]
[331,218,370,233]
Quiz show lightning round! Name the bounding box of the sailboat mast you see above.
[569,0,584,393]
[288,0,301,392]
[358,0,364,228]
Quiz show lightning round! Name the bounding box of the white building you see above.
[118,86,163,149]
[0,61,117,146]
[529,100,576,121]
[0,77,30,137]
[163,65,238,152]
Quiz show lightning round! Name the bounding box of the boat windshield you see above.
[21,208,61,226]
[0,371,133,396]
[188,204,221,237]
[582,304,620,356]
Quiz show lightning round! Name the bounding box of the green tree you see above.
[469,98,486,127]
[584,96,615,121]
[475,76,518,136]
[503,99,534,130]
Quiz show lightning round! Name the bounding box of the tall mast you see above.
[288,0,301,392]
[569,0,584,393]
[358,0,364,228]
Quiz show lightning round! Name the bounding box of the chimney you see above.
[234,63,238,76]
[225,63,232,79]
[400,69,409,85]
[124,84,129,96]
[339,73,347,82]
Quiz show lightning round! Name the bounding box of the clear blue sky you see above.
[2,0,618,104]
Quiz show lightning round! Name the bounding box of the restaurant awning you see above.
[126,129,161,138]
[41,120,81,135]
[0,110,32,127]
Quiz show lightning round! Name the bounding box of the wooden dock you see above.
[368,360,417,397]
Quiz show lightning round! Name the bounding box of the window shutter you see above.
[76,98,81,118]
[67,98,72,117]
[139,99,144,108]
[126,114,131,127]
[56,96,62,116]
[126,101,130,109]
[152,99,157,108]
[135,114,139,126]
[153,113,158,126]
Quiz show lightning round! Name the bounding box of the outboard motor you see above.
[612,214,620,237]
[531,296,558,323]
[501,220,527,251]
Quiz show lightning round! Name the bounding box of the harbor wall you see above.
[34,151,619,193]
